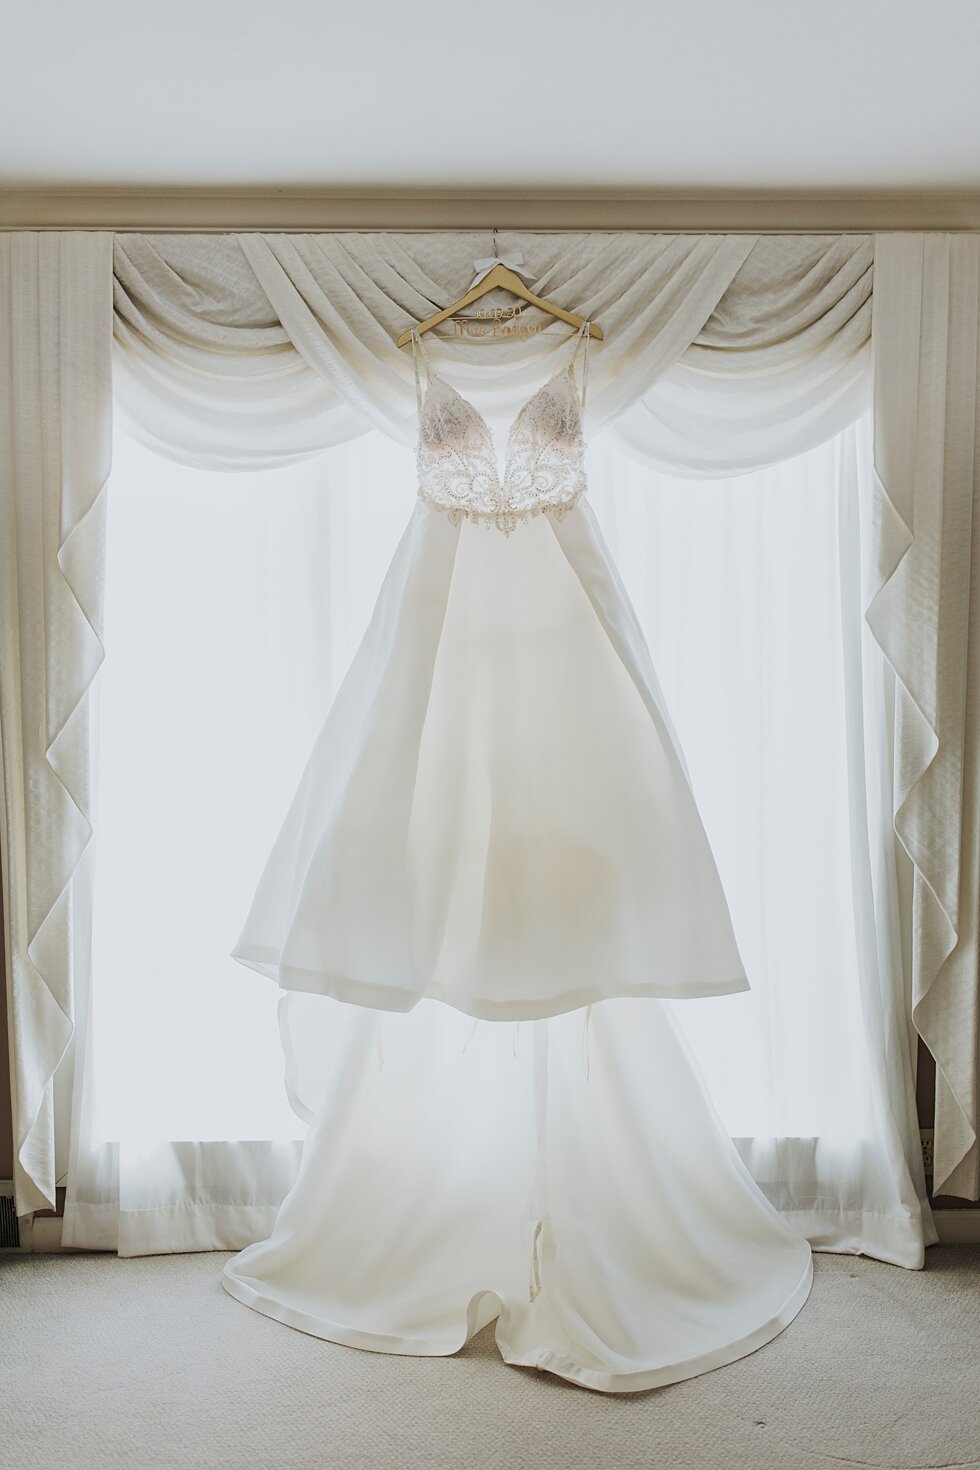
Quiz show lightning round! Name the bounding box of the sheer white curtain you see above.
[589,421,930,1258]
[64,427,414,1252]
[64,406,931,1265]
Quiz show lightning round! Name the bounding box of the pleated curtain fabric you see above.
[110,232,873,471]
[870,234,980,1198]
[0,232,113,1212]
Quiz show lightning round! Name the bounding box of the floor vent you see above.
[0,1194,20,1250]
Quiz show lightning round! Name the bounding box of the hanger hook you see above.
[492,225,498,257]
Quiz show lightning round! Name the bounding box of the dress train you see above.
[223,993,812,1394]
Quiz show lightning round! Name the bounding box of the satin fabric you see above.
[223,994,812,1393]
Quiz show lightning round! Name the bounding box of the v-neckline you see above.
[420,365,585,491]
[411,321,590,469]
[427,365,571,456]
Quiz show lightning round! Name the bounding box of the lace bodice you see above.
[411,320,591,536]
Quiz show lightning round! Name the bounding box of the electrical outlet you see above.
[920,1129,935,1176]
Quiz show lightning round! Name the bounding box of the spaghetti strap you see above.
[565,320,591,413]
[580,322,590,414]
[410,328,432,418]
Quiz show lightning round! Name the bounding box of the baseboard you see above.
[0,1212,70,1253]
[932,1209,980,1244]
[27,1215,67,1252]
[4,1199,980,1253]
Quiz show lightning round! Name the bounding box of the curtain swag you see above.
[1,229,976,1218]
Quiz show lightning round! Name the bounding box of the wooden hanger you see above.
[396,247,603,349]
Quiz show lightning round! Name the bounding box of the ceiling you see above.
[3,0,979,192]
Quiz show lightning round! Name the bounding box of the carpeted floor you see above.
[1,1246,978,1470]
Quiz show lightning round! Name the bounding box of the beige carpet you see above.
[1,1246,978,1470]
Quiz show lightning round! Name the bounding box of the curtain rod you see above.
[1,188,979,233]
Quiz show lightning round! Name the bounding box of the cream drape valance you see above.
[2,228,976,1218]
[111,231,872,469]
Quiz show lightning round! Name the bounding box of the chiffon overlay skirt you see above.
[223,500,813,1393]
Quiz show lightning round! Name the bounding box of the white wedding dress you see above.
[222,321,813,1393]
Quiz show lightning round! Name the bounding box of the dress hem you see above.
[231,946,751,1020]
[221,1252,813,1396]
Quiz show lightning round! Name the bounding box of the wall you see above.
[1,877,13,1179]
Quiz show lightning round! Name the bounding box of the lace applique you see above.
[412,322,591,536]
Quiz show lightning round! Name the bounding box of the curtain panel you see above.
[871,236,980,1198]
[0,228,975,1233]
[0,233,112,1214]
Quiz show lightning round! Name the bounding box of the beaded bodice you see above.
[411,320,591,536]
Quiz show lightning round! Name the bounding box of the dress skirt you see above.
[232,501,749,1019]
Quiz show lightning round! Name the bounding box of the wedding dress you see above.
[222,320,813,1393]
